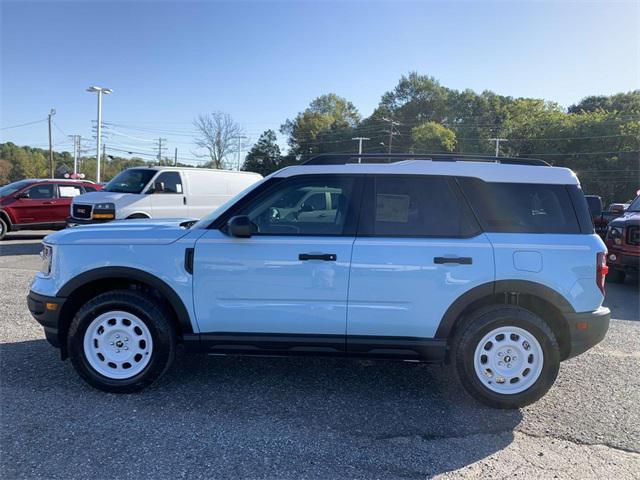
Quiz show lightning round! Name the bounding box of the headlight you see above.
[94,203,115,211]
[93,202,115,219]
[40,244,53,276]
[607,226,623,245]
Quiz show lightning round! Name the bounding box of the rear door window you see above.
[57,184,82,198]
[359,176,480,237]
[458,178,581,234]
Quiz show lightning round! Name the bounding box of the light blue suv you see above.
[28,154,611,408]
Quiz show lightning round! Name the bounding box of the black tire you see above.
[126,214,150,219]
[67,289,176,393]
[451,305,560,409]
[0,217,7,240]
[607,268,625,284]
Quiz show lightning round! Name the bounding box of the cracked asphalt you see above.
[1,231,639,479]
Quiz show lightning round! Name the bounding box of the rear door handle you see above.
[434,256,473,265]
[299,253,337,261]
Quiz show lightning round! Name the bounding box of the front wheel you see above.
[67,290,176,393]
[0,217,7,240]
[452,306,560,409]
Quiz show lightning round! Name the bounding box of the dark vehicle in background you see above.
[0,179,101,240]
[585,195,608,237]
[605,195,640,283]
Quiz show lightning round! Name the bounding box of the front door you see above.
[11,183,57,224]
[148,171,185,217]
[346,175,495,348]
[193,175,363,350]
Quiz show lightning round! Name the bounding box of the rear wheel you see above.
[452,305,560,409]
[0,217,7,240]
[68,290,176,393]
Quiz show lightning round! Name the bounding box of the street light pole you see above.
[489,137,508,157]
[87,86,112,182]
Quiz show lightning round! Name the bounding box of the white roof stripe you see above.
[273,160,579,185]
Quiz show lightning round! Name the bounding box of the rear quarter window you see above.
[458,178,582,234]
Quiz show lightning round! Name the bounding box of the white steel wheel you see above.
[83,310,153,380]
[473,325,544,395]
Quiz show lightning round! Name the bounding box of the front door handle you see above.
[42,201,55,205]
[434,256,473,265]
[299,253,337,261]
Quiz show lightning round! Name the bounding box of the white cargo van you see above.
[67,166,262,225]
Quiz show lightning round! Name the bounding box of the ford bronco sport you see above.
[28,154,611,409]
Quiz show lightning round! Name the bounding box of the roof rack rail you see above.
[303,153,551,167]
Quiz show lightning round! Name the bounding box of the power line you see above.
[0,119,47,130]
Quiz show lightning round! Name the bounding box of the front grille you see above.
[72,203,92,219]
[627,225,639,246]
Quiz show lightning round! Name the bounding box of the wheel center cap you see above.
[115,340,124,348]
[503,355,511,362]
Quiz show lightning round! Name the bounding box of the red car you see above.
[0,179,101,240]
[605,195,640,283]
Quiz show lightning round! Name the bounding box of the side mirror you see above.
[153,181,165,193]
[14,192,29,199]
[227,215,253,238]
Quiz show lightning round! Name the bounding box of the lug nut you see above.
[124,347,129,351]
[116,349,120,353]
[116,334,120,339]
[498,352,503,357]
[110,342,114,346]
[498,361,503,366]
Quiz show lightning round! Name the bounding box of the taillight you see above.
[596,252,608,295]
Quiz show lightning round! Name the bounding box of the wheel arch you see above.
[0,209,12,230]
[125,212,151,219]
[57,267,193,358]
[438,280,575,361]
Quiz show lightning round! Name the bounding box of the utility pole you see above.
[174,147,178,166]
[48,109,56,178]
[69,134,79,175]
[86,86,112,183]
[232,135,247,170]
[351,137,370,163]
[157,138,167,163]
[489,138,508,157]
[382,117,400,154]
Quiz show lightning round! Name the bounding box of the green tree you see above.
[411,121,457,152]
[280,93,360,157]
[242,130,282,176]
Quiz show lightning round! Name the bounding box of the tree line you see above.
[2,72,638,203]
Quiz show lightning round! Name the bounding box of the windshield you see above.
[0,180,34,197]
[191,177,267,229]
[628,196,640,212]
[104,169,156,193]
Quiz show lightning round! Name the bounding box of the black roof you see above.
[303,153,550,167]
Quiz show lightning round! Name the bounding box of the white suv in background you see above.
[67,166,262,225]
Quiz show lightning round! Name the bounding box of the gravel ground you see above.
[1,232,639,479]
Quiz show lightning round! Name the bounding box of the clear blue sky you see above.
[1,0,638,162]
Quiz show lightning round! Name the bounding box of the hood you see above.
[609,211,640,226]
[44,218,195,246]
[73,190,145,208]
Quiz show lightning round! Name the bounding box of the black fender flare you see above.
[435,280,575,339]
[58,266,194,334]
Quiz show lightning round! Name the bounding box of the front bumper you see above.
[565,306,611,359]
[65,216,113,227]
[27,290,66,348]
[607,251,640,273]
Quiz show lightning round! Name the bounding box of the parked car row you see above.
[0,167,262,240]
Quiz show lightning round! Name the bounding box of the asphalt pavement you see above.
[1,231,638,479]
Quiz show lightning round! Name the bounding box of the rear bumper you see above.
[27,290,66,348]
[564,306,611,359]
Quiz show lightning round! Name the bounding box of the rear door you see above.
[11,183,57,224]
[346,175,495,350]
[148,171,186,217]
[54,183,83,222]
